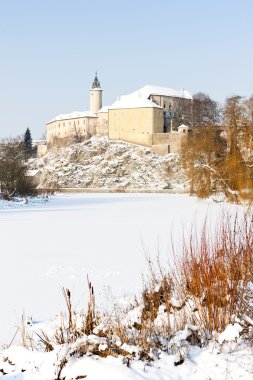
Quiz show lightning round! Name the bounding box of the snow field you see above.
[0,193,253,379]
[0,193,244,345]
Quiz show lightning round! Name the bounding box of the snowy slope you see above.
[29,137,187,190]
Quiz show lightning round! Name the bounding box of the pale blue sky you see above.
[0,0,252,139]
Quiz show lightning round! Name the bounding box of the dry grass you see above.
[178,216,253,332]
[138,215,253,339]
[22,214,253,361]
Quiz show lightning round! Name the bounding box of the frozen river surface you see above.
[0,193,243,344]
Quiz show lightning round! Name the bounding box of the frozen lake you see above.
[0,193,244,345]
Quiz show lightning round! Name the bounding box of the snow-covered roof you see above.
[128,85,193,100]
[178,124,189,129]
[109,96,162,110]
[98,106,110,113]
[47,111,97,124]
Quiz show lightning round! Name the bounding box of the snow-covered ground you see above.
[1,338,253,380]
[1,193,253,379]
[0,193,245,346]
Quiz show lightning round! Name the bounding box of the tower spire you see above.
[90,72,102,112]
[92,72,101,89]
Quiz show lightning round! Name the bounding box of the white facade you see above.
[46,74,108,148]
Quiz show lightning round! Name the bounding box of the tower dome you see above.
[90,72,102,113]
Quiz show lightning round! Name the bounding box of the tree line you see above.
[1,96,253,202]
[182,93,253,201]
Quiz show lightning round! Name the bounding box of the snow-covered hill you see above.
[29,137,187,190]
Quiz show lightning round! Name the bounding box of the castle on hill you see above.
[45,74,193,156]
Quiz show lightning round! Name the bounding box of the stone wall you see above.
[151,145,170,155]
[151,133,170,145]
[97,112,109,136]
[169,131,188,153]
[37,144,47,157]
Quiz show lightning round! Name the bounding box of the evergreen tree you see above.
[24,128,33,158]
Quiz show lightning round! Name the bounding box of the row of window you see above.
[49,129,87,137]
[49,119,89,129]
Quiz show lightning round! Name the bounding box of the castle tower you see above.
[90,72,102,113]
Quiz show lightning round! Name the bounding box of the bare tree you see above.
[0,142,35,200]
[72,122,83,143]
[192,92,221,127]
[222,95,253,195]
[181,125,226,197]
[182,94,253,200]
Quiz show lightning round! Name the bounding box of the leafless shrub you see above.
[19,215,253,369]
[0,142,36,199]
[84,276,96,335]
[138,215,253,338]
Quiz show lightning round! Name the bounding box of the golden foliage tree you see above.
[182,94,253,201]
[222,96,253,198]
[181,125,226,197]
